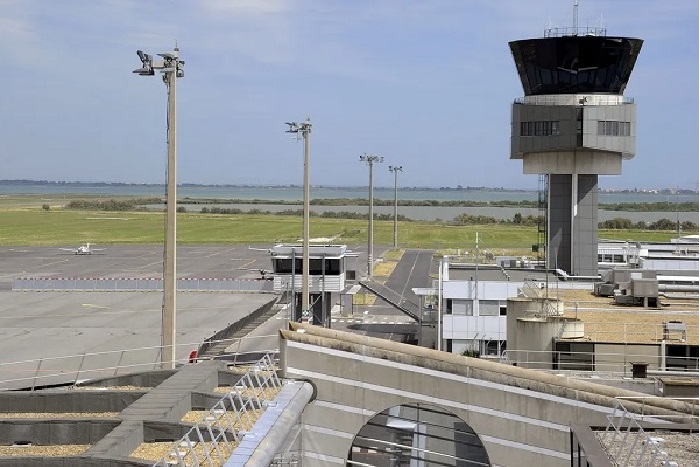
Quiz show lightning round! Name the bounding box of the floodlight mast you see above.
[133,46,184,370]
[360,154,383,278]
[286,117,312,318]
[388,165,403,249]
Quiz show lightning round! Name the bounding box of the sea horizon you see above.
[1,181,698,205]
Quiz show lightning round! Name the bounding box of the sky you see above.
[0,0,697,190]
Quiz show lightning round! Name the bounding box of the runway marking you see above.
[82,304,107,309]
[205,252,221,257]
[84,217,133,220]
[35,259,69,269]
[122,260,163,272]
[237,259,256,269]
[0,309,163,319]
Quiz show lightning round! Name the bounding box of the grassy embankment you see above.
[0,195,688,248]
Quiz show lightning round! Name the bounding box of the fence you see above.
[601,397,698,466]
[154,353,282,467]
[0,335,278,391]
[501,349,699,375]
[12,277,275,293]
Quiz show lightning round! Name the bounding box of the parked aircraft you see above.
[60,243,104,255]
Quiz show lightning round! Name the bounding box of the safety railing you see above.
[602,397,698,466]
[0,335,279,391]
[558,314,698,345]
[500,349,699,375]
[154,353,282,467]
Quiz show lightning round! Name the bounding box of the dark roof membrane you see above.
[509,36,643,96]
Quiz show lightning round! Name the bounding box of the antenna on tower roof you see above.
[573,0,579,32]
[596,13,605,30]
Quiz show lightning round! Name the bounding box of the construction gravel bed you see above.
[68,385,151,391]
[213,386,281,400]
[554,289,699,345]
[0,445,90,456]
[596,431,699,467]
[131,440,237,464]
[225,365,278,375]
[181,409,263,430]
[0,412,117,419]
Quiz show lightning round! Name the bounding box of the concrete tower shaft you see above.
[509,35,643,276]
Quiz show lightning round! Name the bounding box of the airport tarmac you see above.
[1,245,295,281]
[0,246,286,388]
[0,244,384,388]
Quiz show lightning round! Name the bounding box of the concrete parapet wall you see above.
[0,392,145,414]
[83,421,143,460]
[281,323,694,467]
[0,458,152,466]
[0,419,120,445]
[198,298,276,357]
[79,370,175,389]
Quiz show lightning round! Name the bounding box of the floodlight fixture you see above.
[389,165,403,248]
[359,153,383,277]
[286,116,312,319]
[132,44,184,370]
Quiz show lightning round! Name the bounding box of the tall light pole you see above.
[360,154,383,278]
[388,165,402,249]
[134,46,184,369]
[286,117,312,317]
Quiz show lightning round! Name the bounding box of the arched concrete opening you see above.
[347,402,491,466]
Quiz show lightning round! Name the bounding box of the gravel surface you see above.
[180,409,263,429]
[0,412,116,418]
[68,385,151,391]
[0,445,89,456]
[131,440,237,464]
[555,289,698,345]
[213,386,281,401]
[596,431,699,466]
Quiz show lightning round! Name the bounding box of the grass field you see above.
[0,206,687,248]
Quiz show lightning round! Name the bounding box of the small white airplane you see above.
[60,243,104,255]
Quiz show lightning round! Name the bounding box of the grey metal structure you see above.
[509,28,643,276]
[360,154,383,278]
[389,165,403,249]
[285,118,312,316]
[133,46,185,370]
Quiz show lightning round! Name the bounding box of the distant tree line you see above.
[178,197,698,212]
[599,218,697,231]
[63,199,698,231]
[66,198,162,211]
[199,206,408,221]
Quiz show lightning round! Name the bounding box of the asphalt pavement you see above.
[0,244,432,386]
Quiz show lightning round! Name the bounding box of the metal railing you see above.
[500,349,699,375]
[556,311,698,345]
[154,353,282,467]
[543,26,606,37]
[0,335,279,391]
[602,397,699,466]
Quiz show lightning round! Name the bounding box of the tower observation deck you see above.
[509,28,643,276]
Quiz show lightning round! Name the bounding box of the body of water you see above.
[1,183,697,204]
[160,203,698,223]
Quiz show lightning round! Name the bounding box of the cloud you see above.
[199,0,292,16]
[0,1,43,67]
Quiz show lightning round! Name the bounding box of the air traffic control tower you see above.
[509,26,643,276]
